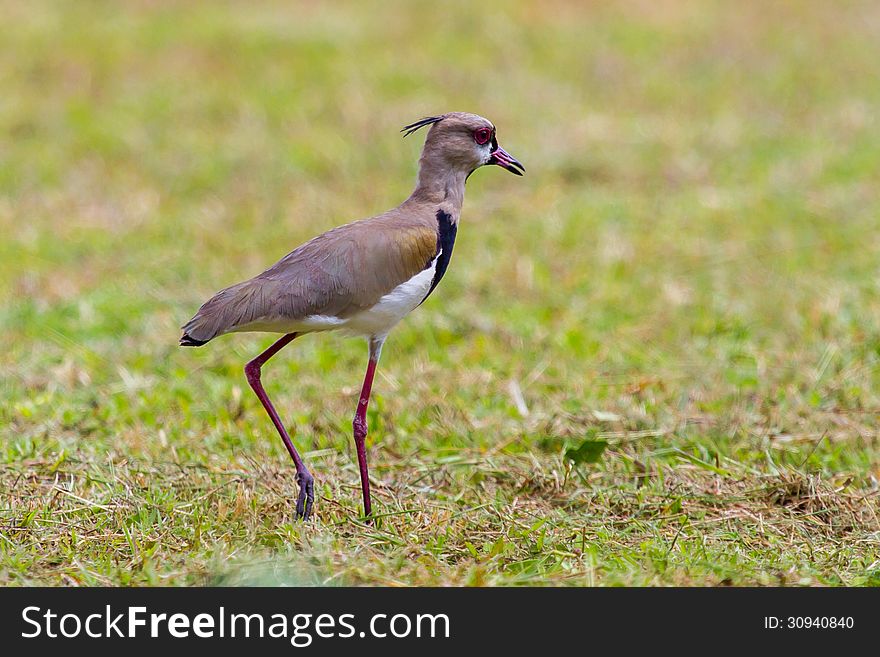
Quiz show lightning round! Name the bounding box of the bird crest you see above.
[400,115,445,137]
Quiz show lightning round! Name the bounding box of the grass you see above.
[2,0,880,586]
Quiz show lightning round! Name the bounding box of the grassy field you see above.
[2,0,880,586]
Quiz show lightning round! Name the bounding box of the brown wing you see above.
[181,212,438,344]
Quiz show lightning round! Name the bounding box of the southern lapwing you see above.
[180,112,524,520]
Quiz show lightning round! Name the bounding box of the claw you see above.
[295,471,315,521]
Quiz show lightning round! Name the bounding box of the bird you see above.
[180,112,524,521]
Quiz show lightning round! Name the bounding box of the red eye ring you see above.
[474,128,492,145]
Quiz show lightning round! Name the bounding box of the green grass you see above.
[2,0,880,586]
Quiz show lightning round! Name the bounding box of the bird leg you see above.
[243,332,315,520]
[353,336,385,520]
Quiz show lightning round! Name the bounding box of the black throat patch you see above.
[420,209,457,304]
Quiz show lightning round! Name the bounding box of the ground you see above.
[2,0,879,586]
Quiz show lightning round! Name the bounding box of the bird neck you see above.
[408,158,468,216]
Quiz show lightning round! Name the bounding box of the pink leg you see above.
[244,333,315,520]
[353,337,385,519]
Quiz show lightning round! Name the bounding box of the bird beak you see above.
[489,145,525,176]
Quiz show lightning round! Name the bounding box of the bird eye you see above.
[474,128,492,145]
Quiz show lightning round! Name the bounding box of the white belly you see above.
[231,256,438,339]
[338,257,436,338]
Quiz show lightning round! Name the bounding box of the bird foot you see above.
[295,471,315,521]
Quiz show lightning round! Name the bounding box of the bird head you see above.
[403,112,525,177]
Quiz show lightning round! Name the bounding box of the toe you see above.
[294,472,314,521]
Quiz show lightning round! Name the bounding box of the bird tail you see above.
[179,279,267,347]
[179,332,208,347]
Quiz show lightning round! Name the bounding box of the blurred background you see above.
[1,1,879,585]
